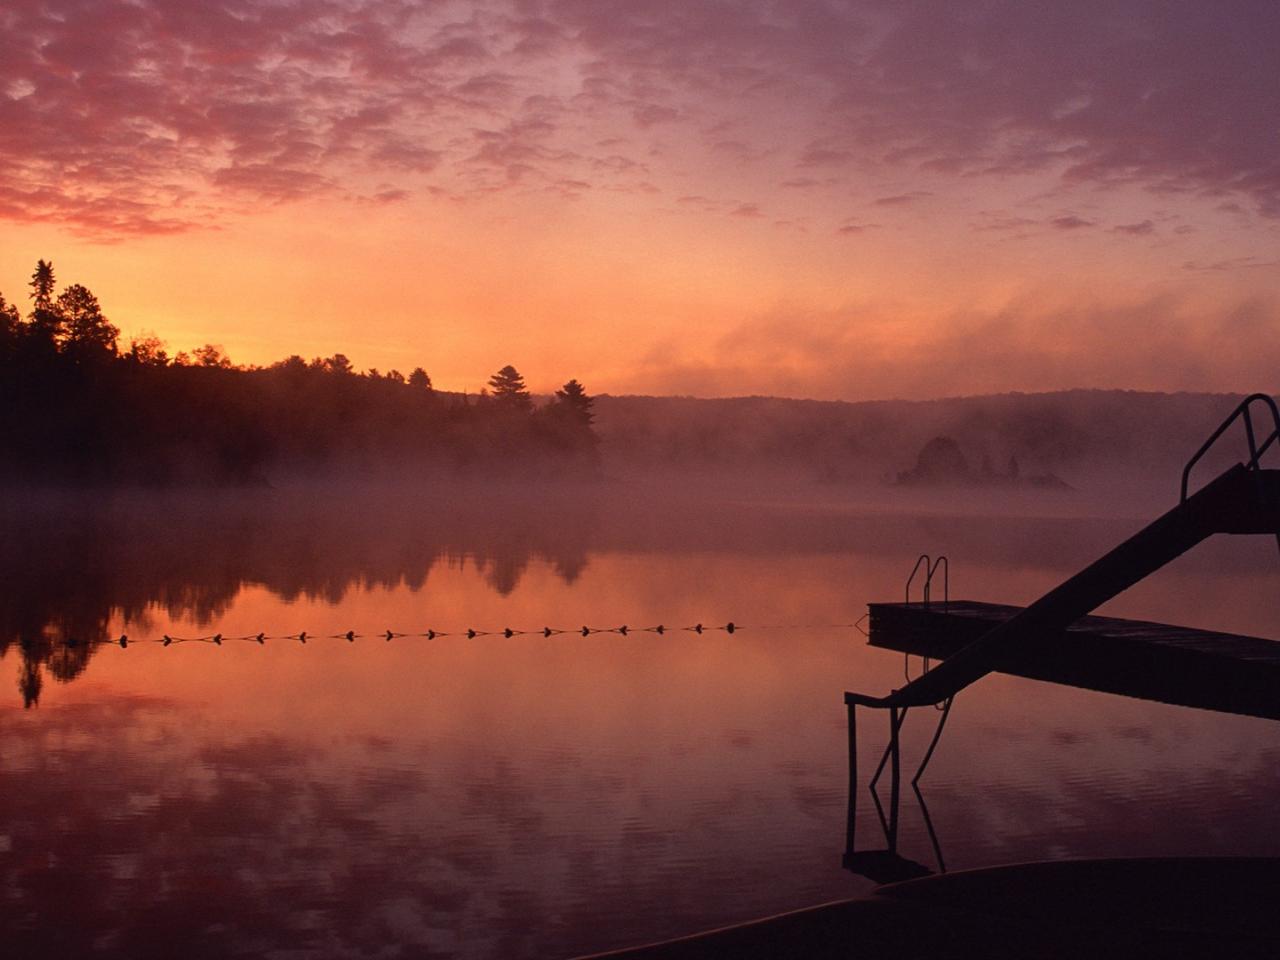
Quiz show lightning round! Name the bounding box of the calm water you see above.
[4,483,1280,958]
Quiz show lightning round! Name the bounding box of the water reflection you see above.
[1,488,596,706]
[10,482,1280,708]
[5,484,1280,957]
[842,671,1280,891]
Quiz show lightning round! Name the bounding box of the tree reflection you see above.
[0,488,595,705]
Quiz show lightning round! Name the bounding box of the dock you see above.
[868,600,1280,721]
[847,395,1280,711]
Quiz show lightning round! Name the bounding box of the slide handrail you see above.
[1181,393,1280,502]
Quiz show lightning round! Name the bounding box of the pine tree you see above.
[552,378,594,425]
[487,365,532,411]
[56,284,119,359]
[29,259,55,309]
[26,259,63,344]
[543,378,599,464]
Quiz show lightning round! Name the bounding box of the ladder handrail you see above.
[904,554,948,608]
[1181,393,1280,501]
[929,556,948,611]
[905,554,931,605]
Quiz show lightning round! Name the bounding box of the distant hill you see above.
[591,390,1267,487]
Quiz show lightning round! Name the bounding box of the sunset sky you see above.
[2,0,1277,399]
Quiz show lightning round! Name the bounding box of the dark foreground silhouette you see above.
[580,858,1280,959]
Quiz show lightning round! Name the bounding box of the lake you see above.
[4,481,1280,958]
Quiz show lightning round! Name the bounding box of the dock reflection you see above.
[845,604,1280,886]
[843,703,946,884]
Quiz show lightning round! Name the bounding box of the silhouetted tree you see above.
[540,377,600,467]
[897,436,971,485]
[26,259,63,344]
[0,292,19,355]
[0,257,605,485]
[322,353,354,375]
[127,334,169,366]
[487,364,532,411]
[192,343,233,368]
[56,284,118,359]
[0,291,18,327]
[272,355,308,375]
[29,259,55,309]
[552,378,594,426]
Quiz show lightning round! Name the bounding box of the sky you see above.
[2,0,1278,399]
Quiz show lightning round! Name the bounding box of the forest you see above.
[3,262,1259,494]
[0,260,599,484]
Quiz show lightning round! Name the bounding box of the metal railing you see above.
[903,554,949,684]
[905,553,948,609]
[1181,393,1280,501]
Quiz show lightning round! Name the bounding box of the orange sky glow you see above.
[3,0,1278,399]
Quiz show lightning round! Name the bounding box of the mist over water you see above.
[4,473,1280,958]
[5,0,1277,949]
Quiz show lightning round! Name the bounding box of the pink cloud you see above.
[632,103,678,127]
[612,294,1280,401]
[3,0,1278,241]
[1050,215,1095,230]
[1113,220,1156,236]
[835,219,877,235]
[873,192,931,207]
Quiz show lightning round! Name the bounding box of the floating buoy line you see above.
[24,620,865,650]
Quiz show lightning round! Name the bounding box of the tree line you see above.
[0,260,599,484]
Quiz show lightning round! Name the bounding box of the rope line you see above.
[23,620,863,649]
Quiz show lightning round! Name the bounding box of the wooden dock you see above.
[868,600,1280,720]
[847,451,1280,710]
